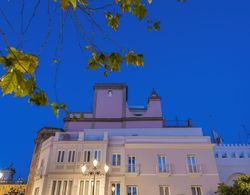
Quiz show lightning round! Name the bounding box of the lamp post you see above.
[81,159,109,195]
[0,172,3,179]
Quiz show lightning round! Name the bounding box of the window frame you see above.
[187,154,198,173]
[111,182,121,195]
[68,150,76,163]
[159,185,170,195]
[157,155,168,173]
[191,186,202,195]
[127,185,138,195]
[94,150,102,162]
[112,153,121,166]
[83,150,91,163]
[127,155,136,173]
[57,151,65,163]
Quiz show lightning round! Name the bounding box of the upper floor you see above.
[64,83,192,131]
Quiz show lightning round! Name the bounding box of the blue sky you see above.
[0,0,249,179]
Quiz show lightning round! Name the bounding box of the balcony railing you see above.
[125,164,140,176]
[186,164,202,175]
[156,164,172,176]
[58,132,79,141]
[54,132,108,141]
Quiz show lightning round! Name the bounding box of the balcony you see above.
[125,164,140,177]
[186,164,202,176]
[54,132,108,142]
[156,164,172,177]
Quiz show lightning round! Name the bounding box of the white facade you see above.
[31,128,220,195]
[214,144,250,185]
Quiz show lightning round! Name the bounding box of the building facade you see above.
[214,144,250,185]
[26,83,249,195]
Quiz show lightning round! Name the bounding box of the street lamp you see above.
[81,160,109,195]
[0,172,3,179]
[111,184,116,195]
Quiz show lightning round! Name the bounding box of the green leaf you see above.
[51,103,60,117]
[107,53,122,71]
[59,103,67,110]
[106,12,121,30]
[0,48,38,75]
[153,21,160,30]
[51,103,67,117]
[120,0,132,12]
[61,0,77,10]
[133,3,147,20]
[14,77,36,97]
[104,70,108,77]
[124,51,144,66]
[29,91,49,106]
[0,69,22,95]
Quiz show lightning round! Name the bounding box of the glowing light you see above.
[81,165,87,174]
[93,159,98,167]
[104,164,109,173]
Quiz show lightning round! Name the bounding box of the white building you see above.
[214,144,250,185]
[26,83,250,195]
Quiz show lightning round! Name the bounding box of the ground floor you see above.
[32,173,219,195]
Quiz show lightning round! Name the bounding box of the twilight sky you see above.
[0,0,249,179]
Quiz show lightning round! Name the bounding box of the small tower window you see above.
[239,152,245,158]
[222,152,227,158]
[108,90,113,97]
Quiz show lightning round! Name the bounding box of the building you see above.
[214,144,250,185]
[0,166,26,195]
[26,83,248,195]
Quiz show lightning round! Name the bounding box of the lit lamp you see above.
[81,160,109,195]
[0,172,3,179]
[111,184,116,195]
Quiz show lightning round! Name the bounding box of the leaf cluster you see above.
[0,48,66,117]
[216,175,250,195]
[86,47,144,76]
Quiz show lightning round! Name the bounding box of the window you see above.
[111,183,121,195]
[56,180,62,195]
[79,180,100,195]
[68,180,73,195]
[51,180,72,195]
[187,155,198,173]
[51,181,56,195]
[222,152,227,158]
[127,186,138,195]
[94,150,101,161]
[57,151,65,163]
[68,151,75,163]
[108,90,113,97]
[239,152,245,158]
[214,153,219,158]
[84,150,91,162]
[191,186,202,195]
[128,156,136,172]
[112,154,121,166]
[62,181,67,195]
[159,186,170,195]
[158,155,168,173]
[34,187,39,195]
